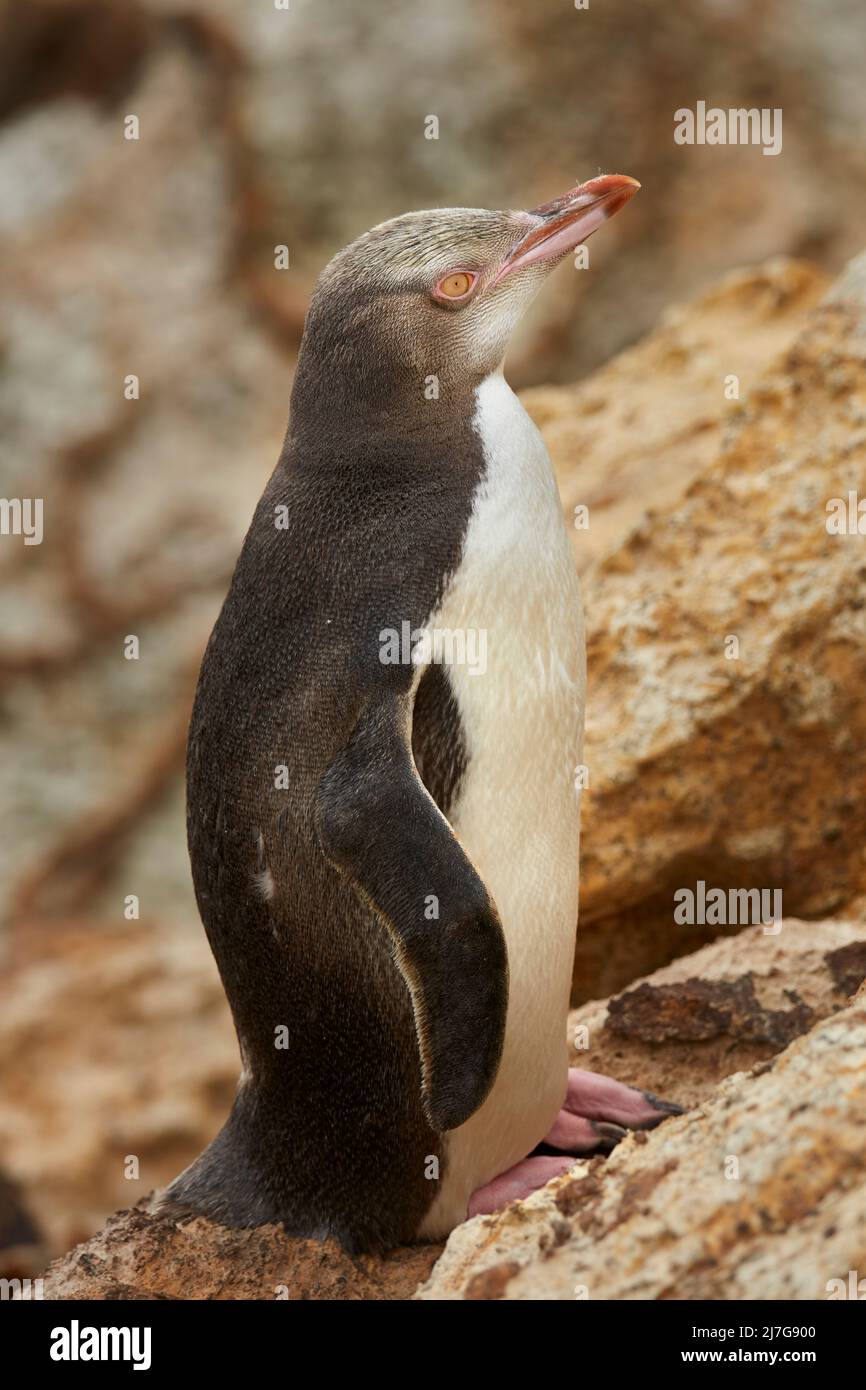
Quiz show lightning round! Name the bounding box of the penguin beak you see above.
[492,174,640,285]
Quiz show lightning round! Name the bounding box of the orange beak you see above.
[493,174,640,284]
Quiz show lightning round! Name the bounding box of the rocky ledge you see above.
[40,917,866,1300]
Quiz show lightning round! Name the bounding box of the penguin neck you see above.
[287,309,481,455]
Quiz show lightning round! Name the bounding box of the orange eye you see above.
[433,270,476,302]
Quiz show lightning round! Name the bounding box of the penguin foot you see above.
[539,1067,684,1156]
[465,1070,684,1219]
[467,1156,575,1217]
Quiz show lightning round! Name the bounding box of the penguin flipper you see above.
[316,693,508,1133]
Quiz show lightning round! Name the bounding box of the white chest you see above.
[433,372,585,898]
[418,373,586,1234]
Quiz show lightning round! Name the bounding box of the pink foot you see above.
[468,1156,574,1217]
[543,1068,682,1153]
[467,1070,683,1218]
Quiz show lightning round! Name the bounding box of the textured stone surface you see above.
[35,918,865,1300]
[0,25,288,931]
[0,923,236,1255]
[41,1200,441,1301]
[567,918,866,1111]
[146,0,866,383]
[523,259,828,573]
[418,992,866,1300]
[575,252,866,999]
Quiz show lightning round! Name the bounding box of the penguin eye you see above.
[432,270,477,304]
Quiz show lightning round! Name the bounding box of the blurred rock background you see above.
[1,0,865,1279]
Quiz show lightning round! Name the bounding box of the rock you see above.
[0,922,236,1256]
[417,992,866,1300]
[6,1,861,385]
[156,0,866,384]
[523,259,828,573]
[41,1201,441,1301]
[575,251,866,999]
[568,918,866,1110]
[37,917,864,1300]
[0,1168,47,1280]
[0,15,289,932]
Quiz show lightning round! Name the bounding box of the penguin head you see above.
[295,175,639,420]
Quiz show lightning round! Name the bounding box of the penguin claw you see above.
[637,1088,686,1117]
[466,1072,686,1219]
[538,1067,685,1155]
[589,1120,629,1154]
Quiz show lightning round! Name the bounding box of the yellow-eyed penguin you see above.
[166,174,681,1252]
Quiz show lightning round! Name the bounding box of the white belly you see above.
[418,371,585,1238]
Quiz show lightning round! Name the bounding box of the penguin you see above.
[166,174,679,1253]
